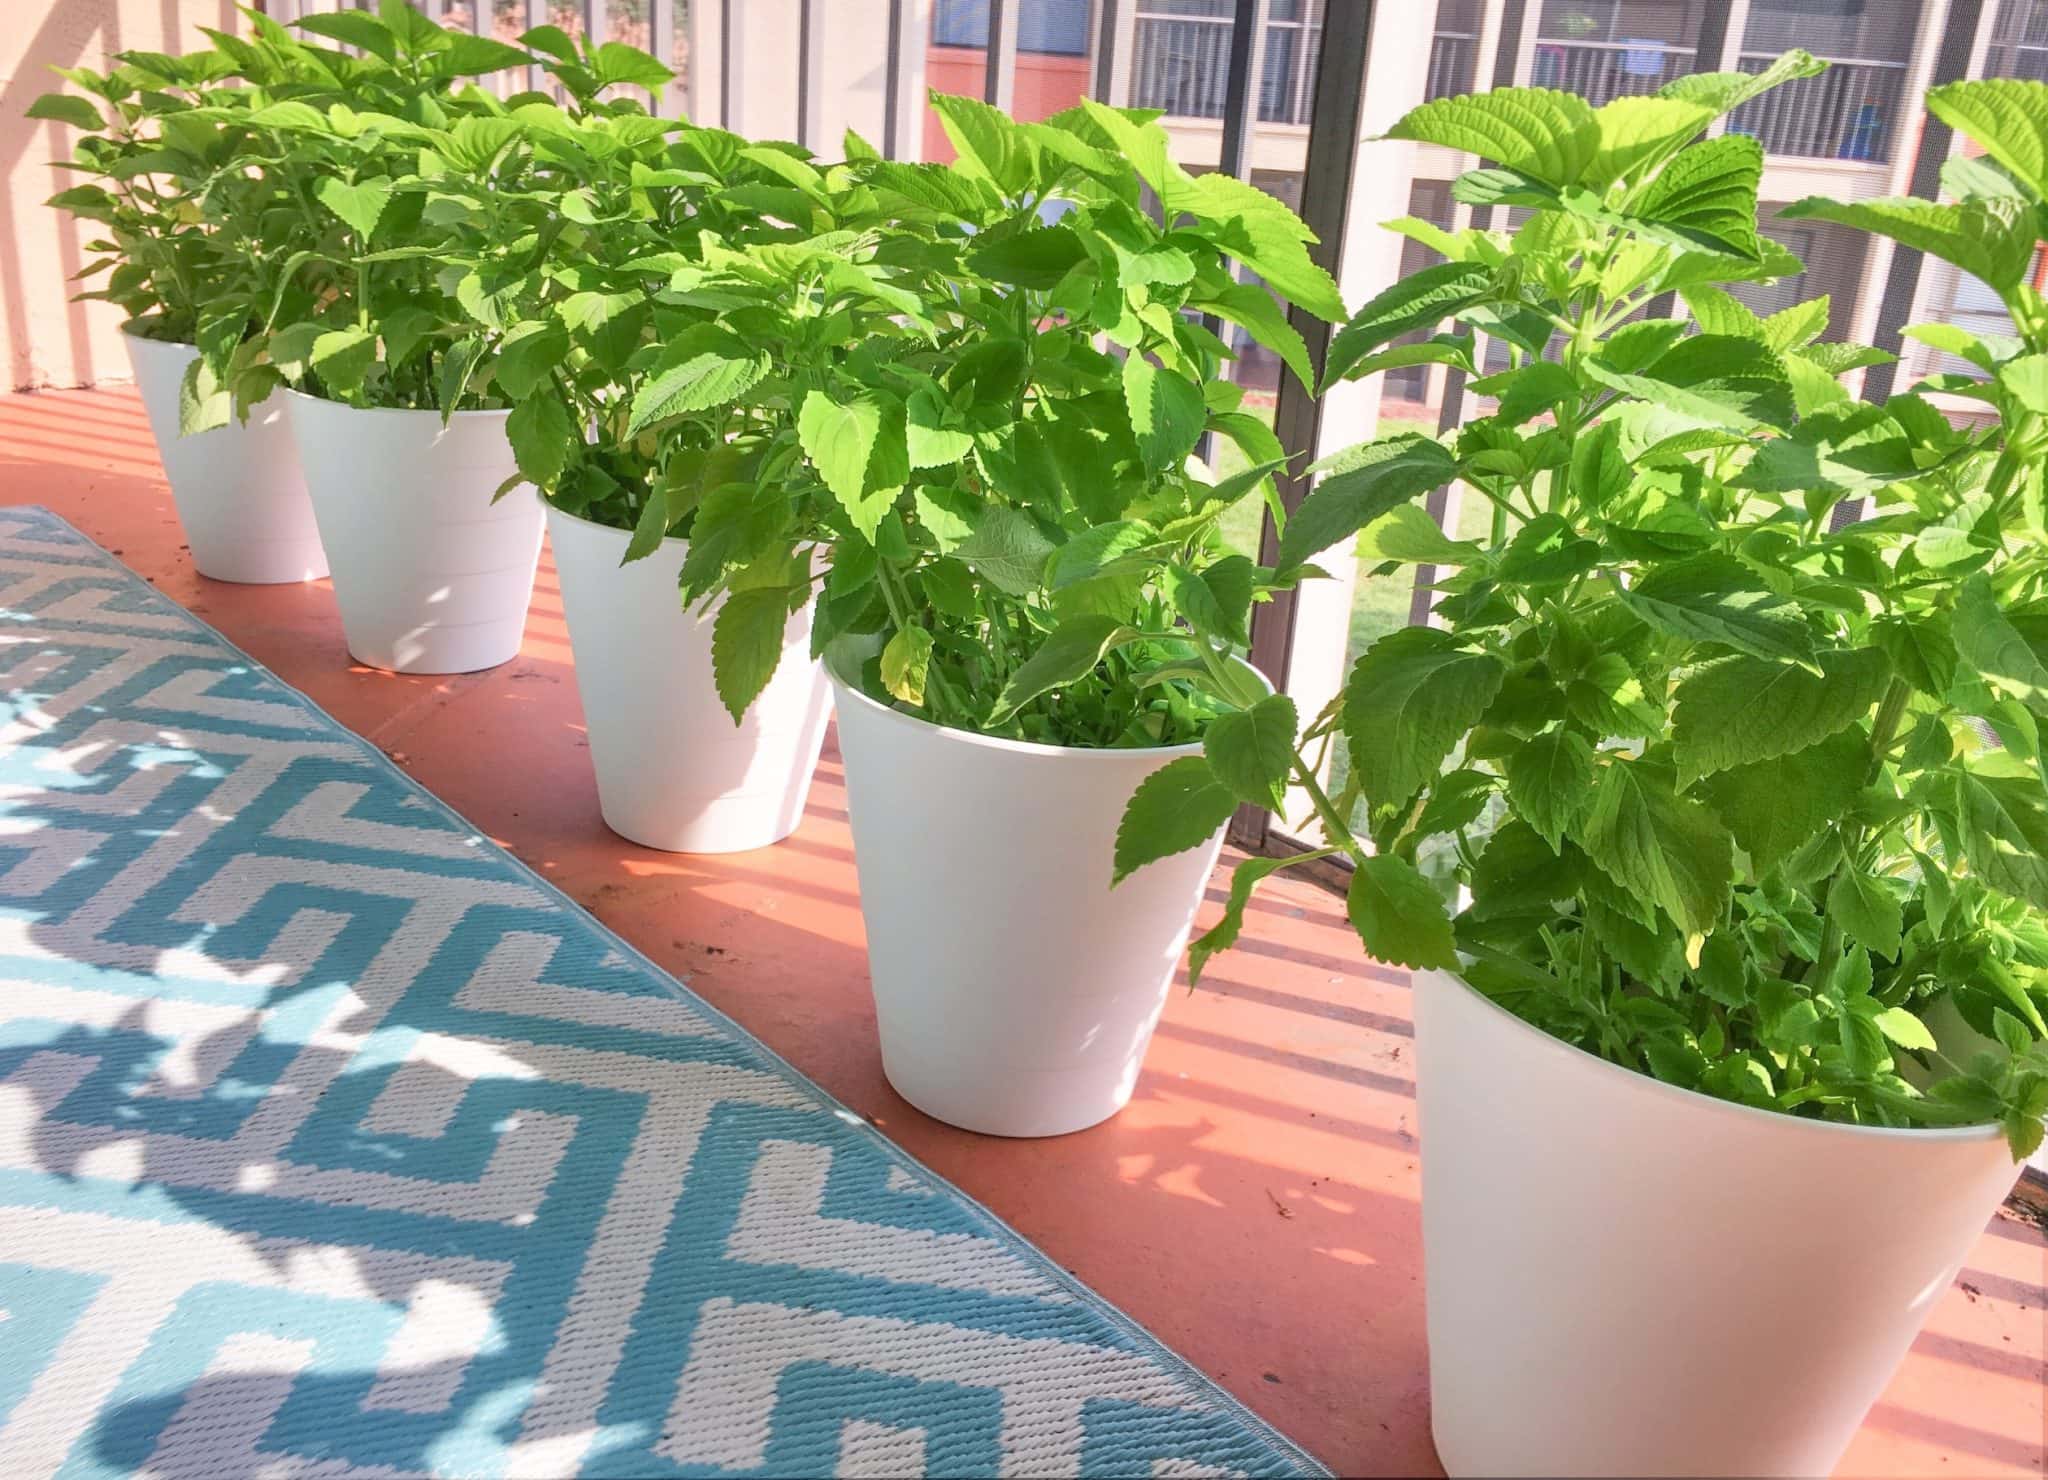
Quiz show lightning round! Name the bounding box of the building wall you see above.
[921,46,1092,161]
[3,1,235,393]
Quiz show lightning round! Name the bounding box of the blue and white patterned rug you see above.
[0,507,1324,1479]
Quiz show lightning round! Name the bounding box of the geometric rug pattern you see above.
[0,507,1324,1477]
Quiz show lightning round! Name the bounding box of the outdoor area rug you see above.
[0,506,1325,1479]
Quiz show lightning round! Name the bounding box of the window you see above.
[931,0,1090,55]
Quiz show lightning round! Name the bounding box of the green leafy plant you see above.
[684,93,1344,748]
[1121,57,2048,1160]
[172,6,571,425]
[36,5,551,422]
[33,45,248,344]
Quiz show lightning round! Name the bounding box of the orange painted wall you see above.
[3,1,235,392]
[923,46,1091,162]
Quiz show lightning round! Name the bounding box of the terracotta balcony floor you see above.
[2,385,2043,1478]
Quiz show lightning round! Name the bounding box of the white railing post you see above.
[985,0,1020,113]
[688,0,726,125]
[1847,0,1960,360]
[1094,0,1136,106]
[890,0,934,162]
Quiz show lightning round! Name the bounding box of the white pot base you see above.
[547,504,830,855]
[830,650,1243,1139]
[1414,968,2020,1477]
[287,393,542,675]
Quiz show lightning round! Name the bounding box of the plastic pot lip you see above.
[824,639,1272,763]
[281,385,511,424]
[545,500,676,549]
[1425,966,2011,1148]
[118,323,193,351]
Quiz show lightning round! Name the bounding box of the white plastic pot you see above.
[546,504,831,853]
[123,329,327,584]
[829,653,1242,1137]
[286,392,543,673]
[1412,967,2021,1478]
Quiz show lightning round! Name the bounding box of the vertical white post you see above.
[687,0,726,125]
[985,0,1020,113]
[650,0,678,114]
[1846,0,1962,360]
[1094,0,1136,106]
[1472,0,1509,94]
[893,0,935,161]
[1509,0,1540,85]
[726,0,805,142]
[1280,2,1437,822]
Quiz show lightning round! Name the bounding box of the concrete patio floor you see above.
[1,385,2042,1478]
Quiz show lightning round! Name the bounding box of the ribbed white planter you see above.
[829,651,1240,1137]
[286,392,543,673]
[124,329,326,584]
[546,504,831,853]
[1413,968,2021,1478]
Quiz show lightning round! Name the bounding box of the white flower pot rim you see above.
[119,323,190,349]
[1441,967,2006,1147]
[824,646,1266,764]
[281,385,511,424]
[547,501,646,540]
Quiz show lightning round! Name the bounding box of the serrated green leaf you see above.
[1204,694,1298,810]
[710,586,792,724]
[1582,95,1715,188]
[1575,760,1734,936]
[1587,332,1794,431]
[1871,1006,1937,1053]
[968,224,1088,288]
[313,176,394,240]
[629,341,768,435]
[1342,627,1505,809]
[1694,727,1865,871]
[1278,434,1455,571]
[1780,194,2036,294]
[1673,648,1891,783]
[1387,87,1599,188]
[1661,50,1825,115]
[953,508,1053,596]
[798,390,903,541]
[1828,870,1904,958]
[1622,552,1815,664]
[1122,354,1206,475]
[1114,756,1238,884]
[1506,729,1595,851]
[1998,354,2048,416]
[1347,855,1459,970]
[492,320,569,401]
[1175,170,1345,322]
[1193,280,1315,391]
[1958,772,2048,912]
[1357,502,1484,565]
[991,614,1139,720]
[1323,263,1493,386]
[308,326,376,396]
[296,8,401,60]
[1925,78,2048,202]
[27,93,104,131]
[1955,574,2048,717]
[905,388,975,469]
[505,391,573,491]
